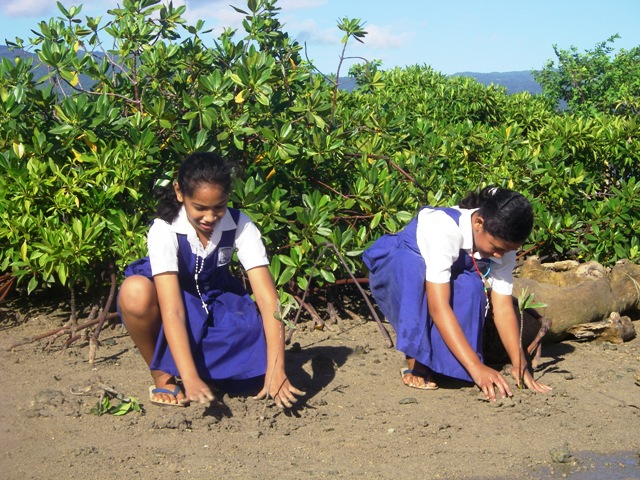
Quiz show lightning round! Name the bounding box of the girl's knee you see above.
[118,276,157,315]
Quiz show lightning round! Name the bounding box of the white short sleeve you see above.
[234,212,269,271]
[146,210,269,276]
[147,219,179,275]
[416,209,464,283]
[489,250,516,295]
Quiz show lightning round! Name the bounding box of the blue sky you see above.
[2,0,639,75]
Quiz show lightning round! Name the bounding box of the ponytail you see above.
[155,182,182,223]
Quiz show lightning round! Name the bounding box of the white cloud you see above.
[278,0,327,10]
[2,0,55,17]
[287,19,413,52]
[289,18,338,46]
[359,23,414,49]
[1,0,125,19]
[163,1,244,34]
[174,1,332,40]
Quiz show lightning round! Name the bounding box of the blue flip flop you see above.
[148,385,187,407]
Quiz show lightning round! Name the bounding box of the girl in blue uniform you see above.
[363,186,551,400]
[118,152,303,407]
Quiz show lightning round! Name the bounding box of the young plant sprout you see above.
[516,288,547,388]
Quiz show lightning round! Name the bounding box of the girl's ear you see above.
[173,182,184,203]
[473,214,485,232]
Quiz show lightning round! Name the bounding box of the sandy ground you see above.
[1,290,640,480]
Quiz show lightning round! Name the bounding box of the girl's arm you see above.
[246,265,304,408]
[426,281,513,400]
[154,273,215,404]
[491,291,552,393]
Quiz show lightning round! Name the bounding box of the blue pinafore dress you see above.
[363,207,490,382]
[123,208,267,391]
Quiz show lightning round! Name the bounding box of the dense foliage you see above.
[534,34,640,116]
[1,0,638,305]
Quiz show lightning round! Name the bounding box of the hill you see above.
[334,70,541,95]
[453,70,542,94]
[2,45,542,96]
[1,45,52,82]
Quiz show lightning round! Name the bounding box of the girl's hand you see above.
[514,369,553,394]
[254,369,305,409]
[182,377,216,405]
[469,363,513,401]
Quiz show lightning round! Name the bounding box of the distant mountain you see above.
[1,45,48,80]
[1,45,542,96]
[452,71,542,95]
[1,45,36,63]
[1,45,96,92]
[339,71,542,95]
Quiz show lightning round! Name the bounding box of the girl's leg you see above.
[402,356,438,389]
[118,275,185,404]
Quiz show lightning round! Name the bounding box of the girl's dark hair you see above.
[156,152,234,223]
[459,186,533,244]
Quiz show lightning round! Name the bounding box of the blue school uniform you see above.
[363,207,490,382]
[123,208,267,391]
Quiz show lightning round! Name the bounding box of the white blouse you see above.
[146,206,269,276]
[415,207,515,295]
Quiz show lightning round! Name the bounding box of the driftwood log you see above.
[513,257,640,342]
[567,312,636,344]
[484,258,639,368]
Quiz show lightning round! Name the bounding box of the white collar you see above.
[171,206,237,232]
[170,206,238,256]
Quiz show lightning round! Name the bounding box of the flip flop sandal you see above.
[148,385,188,407]
[400,368,439,390]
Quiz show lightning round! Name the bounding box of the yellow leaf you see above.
[73,41,80,53]
[289,58,296,69]
[74,197,80,208]
[20,241,28,262]
[508,178,514,189]
[235,90,245,104]
[69,71,79,87]
[81,135,98,153]
[12,142,25,158]
[255,153,265,163]
[266,168,276,180]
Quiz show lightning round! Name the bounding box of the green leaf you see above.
[49,125,75,135]
[27,277,38,294]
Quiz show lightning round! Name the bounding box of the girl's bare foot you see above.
[401,358,438,390]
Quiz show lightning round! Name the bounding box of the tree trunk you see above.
[512,258,640,340]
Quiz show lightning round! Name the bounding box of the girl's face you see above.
[472,214,521,259]
[175,182,229,244]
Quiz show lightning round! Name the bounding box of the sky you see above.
[2,0,639,75]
